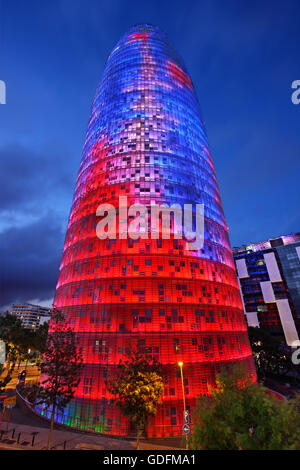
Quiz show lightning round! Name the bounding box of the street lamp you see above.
[178,361,188,449]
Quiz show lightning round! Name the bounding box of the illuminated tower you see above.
[40,24,256,437]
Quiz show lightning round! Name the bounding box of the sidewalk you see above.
[0,420,183,450]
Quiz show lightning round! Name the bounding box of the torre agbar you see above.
[38,24,256,436]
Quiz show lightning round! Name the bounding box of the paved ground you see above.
[0,404,184,450]
[0,420,184,450]
[0,420,134,450]
[0,364,185,451]
[2,402,50,428]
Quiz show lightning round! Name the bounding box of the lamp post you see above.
[178,361,188,449]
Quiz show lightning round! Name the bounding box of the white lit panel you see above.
[236,258,249,279]
[276,299,299,346]
[260,281,275,303]
[263,252,282,282]
[245,311,260,328]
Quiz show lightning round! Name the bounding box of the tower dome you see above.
[39,24,256,437]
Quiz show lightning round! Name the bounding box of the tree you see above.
[0,313,31,392]
[35,309,82,450]
[0,362,14,394]
[32,321,49,354]
[0,312,23,362]
[190,365,300,450]
[0,313,24,388]
[30,321,49,367]
[248,326,293,380]
[0,314,49,393]
[0,312,36,366]
[0,312,22,343]
[105,350,164,449]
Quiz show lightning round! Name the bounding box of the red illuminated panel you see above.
[129,32,151,41]
[167,59,193,89]
[38,24,256,437]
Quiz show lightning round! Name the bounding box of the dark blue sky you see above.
[0,0,299,309]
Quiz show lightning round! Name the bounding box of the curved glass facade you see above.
[38,24,256,437]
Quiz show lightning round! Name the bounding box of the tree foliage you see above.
[0,312,49,363]
[33,320,49,353]
[0,313,50,392]
[34,309,82,449]
[105,350,164,447]
[248,326,296,381]
[0,362,14,393]
[0,313,27,361]
[0,312,28,391]
[190,365,300,450]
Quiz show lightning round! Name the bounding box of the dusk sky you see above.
[0,0,299,310]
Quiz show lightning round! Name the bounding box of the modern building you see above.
[37,24,255,437]
[12,303,51,329]
[233,233,300,346]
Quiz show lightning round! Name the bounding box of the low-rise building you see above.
[233,233,300,346]
[12,303,51,329]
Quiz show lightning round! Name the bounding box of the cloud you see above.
[0,0,299,306]
[0,142,75,234]
[0,143,70,309]
[0,143,74,211]
[0,213,64,310]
